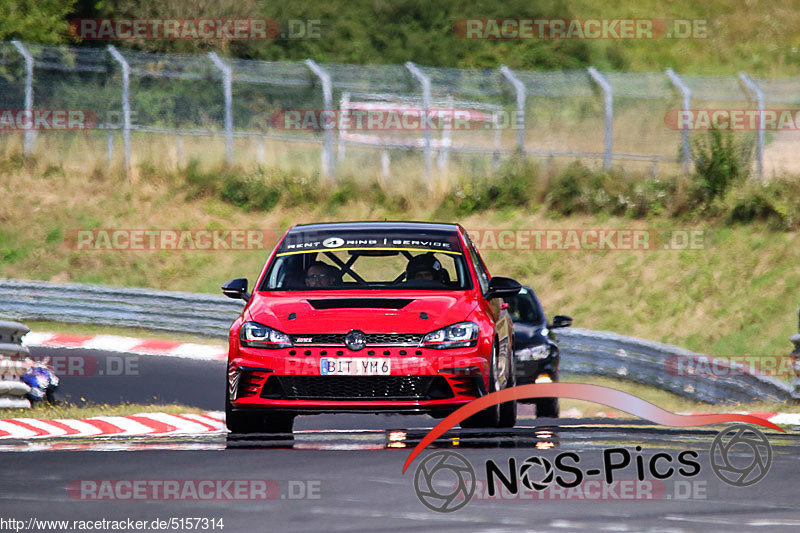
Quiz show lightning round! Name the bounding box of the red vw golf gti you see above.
[222,222,521,433]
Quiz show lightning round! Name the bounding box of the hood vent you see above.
[307,298,414,310]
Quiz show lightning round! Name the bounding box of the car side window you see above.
[464,235,489,294]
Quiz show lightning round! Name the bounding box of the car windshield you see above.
[261,229,472,291]
[506,288,544,324]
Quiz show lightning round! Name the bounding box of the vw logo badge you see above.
[345,330,367,351]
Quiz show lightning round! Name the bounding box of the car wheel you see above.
[498,357,517,428]
[461,341,502,429]
[225,393,295,434]
[535,398,559,418]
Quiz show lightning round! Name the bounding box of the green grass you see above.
[0,402,205,420]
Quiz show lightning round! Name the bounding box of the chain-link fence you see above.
[1,41,798,182]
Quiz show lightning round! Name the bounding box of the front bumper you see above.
[228,344,490,413]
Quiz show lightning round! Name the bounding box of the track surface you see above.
[0,347,797,532]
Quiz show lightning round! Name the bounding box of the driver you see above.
[305,261,340,288]
[405,253,444,282]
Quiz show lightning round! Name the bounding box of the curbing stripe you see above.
[22,331,227,361]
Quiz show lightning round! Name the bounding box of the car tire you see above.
[225,394,295,434]
[461,341,503,429]
[498,367,517,428]
[535,398,559,418]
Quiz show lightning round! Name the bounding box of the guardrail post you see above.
[0,320,32,409]
[107,46,131,177]
[587,67,613,170]
[500,65,526,153]
[305,59,335,182]
[405,61,432,183]
[666,68,692,174]
[208,52,234,165]
[739,72,764,180]
[11,41,35,154]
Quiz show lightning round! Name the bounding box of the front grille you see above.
[292,334,345,344]
[266,376,453,401]
[367,333,423,345]
[291,333,423,346]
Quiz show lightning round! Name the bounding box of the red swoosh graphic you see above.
[402,383,784,473]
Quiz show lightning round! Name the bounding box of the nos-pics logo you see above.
[413,424,773,513]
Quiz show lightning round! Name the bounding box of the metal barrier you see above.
[0,320,32,408]
[0,279,794,404]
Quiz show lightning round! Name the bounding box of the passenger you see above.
[305,262,340,288]
[405,253,444,282]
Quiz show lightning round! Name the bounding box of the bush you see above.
[545,162,673,217]
[220,174,281,211]
[439,152,540,215]
[691,129,754,203]
[725,178,800,229]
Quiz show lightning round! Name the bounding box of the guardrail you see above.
[0,278,243,338]
[0,279,795,404]
[0,320,32,408]
[558,328,794,404]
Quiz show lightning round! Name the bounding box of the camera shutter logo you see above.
[710,424,772,487]
[520,456,554,491]
[413,451,475,513]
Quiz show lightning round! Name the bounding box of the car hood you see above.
[512,322,547,348]
[246,291,479,334]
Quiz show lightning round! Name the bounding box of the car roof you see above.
[290,221,462,234]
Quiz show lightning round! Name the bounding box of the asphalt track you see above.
[1,346,798,532]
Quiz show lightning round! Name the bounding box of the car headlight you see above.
[421,322,479,349]
[240,321,292,349]
[516,344,550,361]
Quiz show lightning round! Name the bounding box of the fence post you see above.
[10,41,35,154]
[738,72,764,180]
[587,67,613,170]
[338,92,349,163]
[438,94,453,172]
[106,130,114,165]
[665,68,692,174]
[305,59,335,181]
[208,52,233,165]
[500,66,526,152]
[405,61,432,183]
[107,46,131,177]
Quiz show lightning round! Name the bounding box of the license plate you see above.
[320,358,390,376]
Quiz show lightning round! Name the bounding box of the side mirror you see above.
[222,278,250,302]
[485,276,522,300]
[550,315,573,329]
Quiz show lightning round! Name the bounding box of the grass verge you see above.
[0,402,205,420]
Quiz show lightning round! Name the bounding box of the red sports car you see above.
[222,221,521,433]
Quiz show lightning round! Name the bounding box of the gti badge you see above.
[345,330,367,351]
